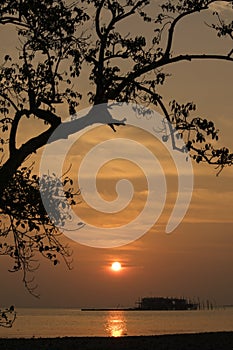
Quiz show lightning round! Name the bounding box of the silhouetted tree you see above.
[0,0,233,307]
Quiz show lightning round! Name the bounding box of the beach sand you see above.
[0,332,233,350]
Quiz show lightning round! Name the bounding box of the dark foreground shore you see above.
[0,332,233,350]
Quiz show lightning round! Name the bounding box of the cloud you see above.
[183,187,233,223]
[209,1,232,12]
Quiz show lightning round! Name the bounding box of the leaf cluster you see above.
[0,306,16,328]
[0,166,80,295]
[169,101,233,172]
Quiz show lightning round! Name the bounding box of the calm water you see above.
[0,308,233,338]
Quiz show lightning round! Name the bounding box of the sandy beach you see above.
[0,332,233,350]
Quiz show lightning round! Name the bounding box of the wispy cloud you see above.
[209,1,232,12]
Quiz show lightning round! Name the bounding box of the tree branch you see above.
[9,108,61,157]
[33,109,61,127]
[164,7,208,59]
[133,82,180,151]
[9,110,24,157]
[161,53,233,66]
[0,16,29,28]
[94,0,150,104]
[0,106,125,197]
[95,0,105,39]
[108,53,233,100]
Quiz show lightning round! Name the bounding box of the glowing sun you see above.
[111,262,122,272]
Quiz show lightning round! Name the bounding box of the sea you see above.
[0,307,233,338]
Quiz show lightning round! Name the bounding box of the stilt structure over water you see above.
[136,297,198,310]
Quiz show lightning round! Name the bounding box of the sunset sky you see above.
[0,1,233,309]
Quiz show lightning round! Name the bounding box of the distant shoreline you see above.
[81,307,136,311]
[81,308,197,311]
[0,331,233,350]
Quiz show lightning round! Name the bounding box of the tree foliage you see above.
[0,0,233,317]
[0,306,16,328]
[1,166,80,294]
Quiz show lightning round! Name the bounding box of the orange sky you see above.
[0,1,233,308]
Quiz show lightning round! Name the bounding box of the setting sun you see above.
[111,262,122,272]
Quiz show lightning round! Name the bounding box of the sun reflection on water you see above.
[105,311,127,337]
